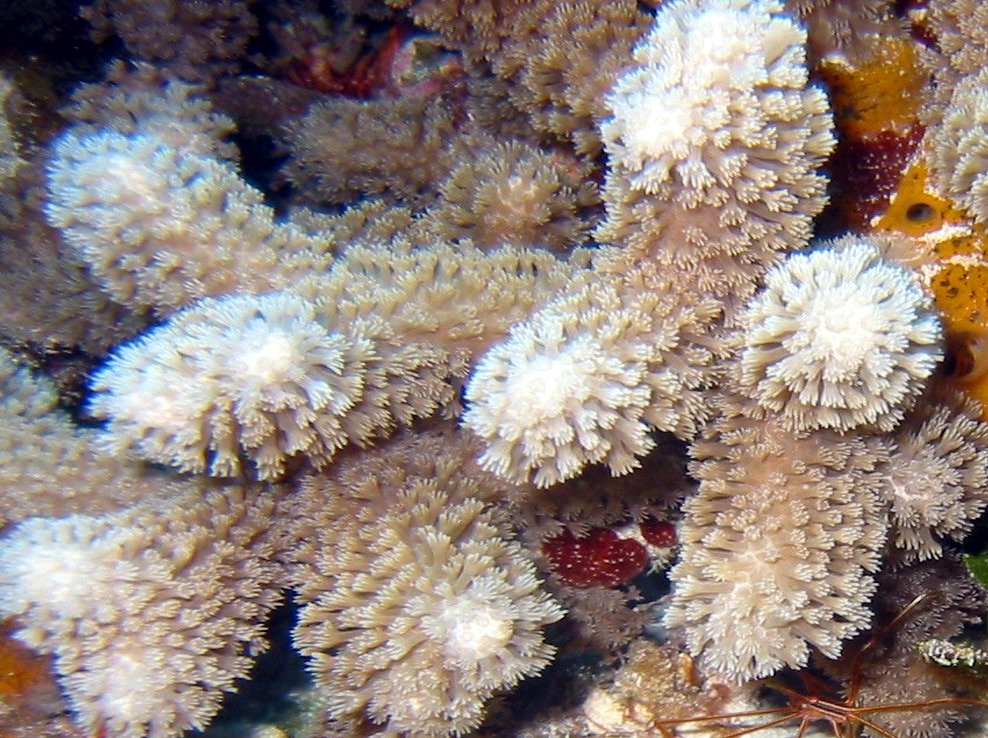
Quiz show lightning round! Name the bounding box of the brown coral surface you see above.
[5,1,988,738]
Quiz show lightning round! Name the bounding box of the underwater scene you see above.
[6,0,988,736]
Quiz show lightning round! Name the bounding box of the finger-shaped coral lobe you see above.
[45,126,331,314]
[739,237,943,432]
[881,390,988,561]
[596,0,835,314]
[89,292,372,479]
[666,401,891,682]
[285,432,563,735]
[0,483,286,738]
[463,283,656,487]
[5,0,988,736]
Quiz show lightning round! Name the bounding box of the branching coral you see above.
[0,73,148,354]
[666,394,892,682]
[284,94,465,208]
[0,75,24,185]
[739,237,943,431]
[91,238,583,479]
[394,0,651,155]
[286,431,563,736]
[819,556,987,738]
[926,70,988,226]
[0,482,286,738]
[61,61,240,160]
[880,390,988,561]
[54,82,595,481]
[463,0,838,486]
[924,0,988,83]
[80,0,258,83]
[384,0,529,59]
[0,212,148,354]
[490,0,652,156]
[513,436,691,545]
[4,2,987,737]
[0,347,176,527]
[463,282,655,487]
[595,0,835,316]
[919,1,988,237]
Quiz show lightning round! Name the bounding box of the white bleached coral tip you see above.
[462,287,654,487]
[90,291,370,479]
[739,238,943,431]
[601,0,815,195]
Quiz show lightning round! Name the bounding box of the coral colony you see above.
[11,0,988,736]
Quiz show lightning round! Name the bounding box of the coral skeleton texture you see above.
[4,0,988,736]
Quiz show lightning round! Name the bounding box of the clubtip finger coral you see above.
[0,75,23,185]
[287,431,563,736]
[45,124,330,314]
[0,346,184,527]
[595,0,835,312]
[11,2,988,737]
[423,139,597,251]
[600,0,809,195]
[926,71,988,226]
[89,237,582,480]
[463,283,654,488]
[0,482,285,738]
[90,291,373,479]
[880,390,988,561]
[739,237,943,432]
[666,398,891,682]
